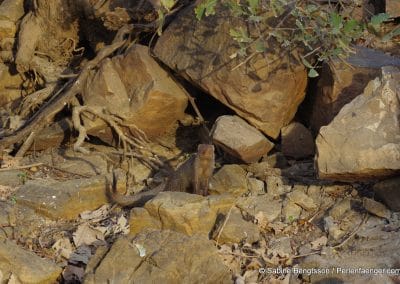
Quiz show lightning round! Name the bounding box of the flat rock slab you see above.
[214,207,260,244]
[316,66,400,181]
[0,239,62,283]
[210,164,248,196]
[140,192,236,236]
[212,115,274,163]
[87,230,232,284]
[15,176,108,220]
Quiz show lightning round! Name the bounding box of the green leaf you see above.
[329,12,343,34]
[305,4,318,13]
[195,0,217,20]
[301,57,313,69]
[161,0,175,10]
[195,5,206,20]
[308,68,319,78]
[205,0,217,16]
[255,40,266,52]
[370,13,390,27]
[229,27,252,43]
[247,0,259,14]
[226,0,245,17]
[343,19,359,33]
[382,25,400,42]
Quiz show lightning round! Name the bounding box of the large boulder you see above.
[316,66,400,181]
[308,46,400,133]
[154,3,307,139]
[82,44,188,141]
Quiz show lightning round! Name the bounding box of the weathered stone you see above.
[373,177,400,211]
[214,208,260,244]
[15,177,109,220]
[316,66,400,181]
[308,47,400,133]
[0,202,53,242]
[83,44,188,142]
[212,115,273,163]
[129,207,161,236]
[329,198,351,220]
[154,3,307,138]
[0,0,25,22]
[363,197,391,219]
[237,195,282,225]
[209,164,248,196]
[246,162,281,180]
[288,189,317,211]
[247,178,265,195]
[90,230,232,283]
[143,192,236,236]
[266,175,292,197]
[324,216,345,240]
[261,152,288,168]
[0,239,62,283]
[387,0,400,17]
[282,200,302,223]
[29,118,74,151]
[0,20,15,38]
[0,170,25,187]
[268,237,293,258]
[281,122,315,159]
[0,63,22,107]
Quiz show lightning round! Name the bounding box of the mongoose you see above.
[107,144,215,207]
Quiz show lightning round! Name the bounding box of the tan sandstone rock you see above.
[212,115,274,163]
[154,3,307,138]
[316,66,400,181]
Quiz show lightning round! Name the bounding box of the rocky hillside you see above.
[0,0,399,283]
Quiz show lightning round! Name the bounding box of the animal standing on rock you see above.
[107,144,215,207]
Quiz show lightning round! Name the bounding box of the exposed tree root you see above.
[0,25,133,157]
[72,105,163,170]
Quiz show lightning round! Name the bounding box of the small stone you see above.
[373,177,400,211]
[143,192,236,236]
[214,208,260,244]
[324,216,345,240]
[281,122,315,159]
[210,164,248,196]
[363,197,391,219]
[212,115,274,163]
[262,152,288,168]
[283,201,302,223]
[288,189,317,211]
[268,237,293,258]
[236,195,282,226]
[329,198,351,220]
[247,178,265,195]
[266,175,292,197]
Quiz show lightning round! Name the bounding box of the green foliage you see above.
[17,172,28,185]
[195,0,217,20]
[194,0,393,77]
